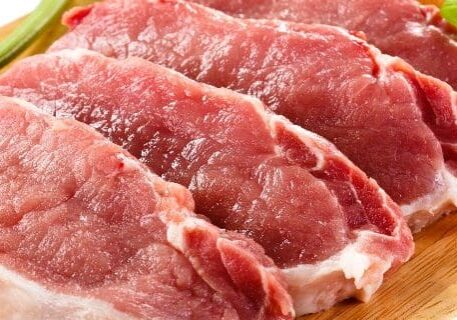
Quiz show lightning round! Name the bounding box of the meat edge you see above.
[0,96,295,319]
[273,117,413,315]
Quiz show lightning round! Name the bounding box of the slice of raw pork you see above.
[49,0,457,231]
[0,50,413,315]
[0,96,293,320]
[191,0,457,90]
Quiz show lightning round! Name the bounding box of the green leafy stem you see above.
[442,0,457,26]
[0,0,69,68]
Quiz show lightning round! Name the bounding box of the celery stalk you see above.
[442,0,457,27]
[0,0,70,67]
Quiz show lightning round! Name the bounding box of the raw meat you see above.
[50,0,457,230]
[0,96,294,319]
[0,49,413,315]
[191,0,457,90]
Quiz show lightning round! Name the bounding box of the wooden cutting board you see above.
[1,3,457,320]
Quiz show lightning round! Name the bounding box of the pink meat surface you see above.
[0,96,293,320]
[50,0,457,230]
[192,0,457,90]
[0,50,413,315]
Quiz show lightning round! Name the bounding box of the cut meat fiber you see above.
[0,50,413,315]
[50,0,457,232]
[0,96,293,320]
[190,0,457,90]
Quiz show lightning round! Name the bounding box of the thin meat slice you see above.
[191,0,457,90]
[0,96,293,320]
[49,0,457,230]
[0,50,413,315]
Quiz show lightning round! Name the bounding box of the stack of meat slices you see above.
[0,49,413,316]
[49,0,457,231]
[2,0,457,318]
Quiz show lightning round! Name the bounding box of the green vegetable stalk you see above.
[0,0,70,67]
[442,0,457,26]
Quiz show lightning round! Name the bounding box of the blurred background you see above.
[0,1,41,25]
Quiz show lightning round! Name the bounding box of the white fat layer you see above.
[0,265,132,320]
[163,212,208,252]
[402,167,457,232]
[283,231,392,315]
[271,115,327,171]
[267,110,406,316]
[164,213,295,318]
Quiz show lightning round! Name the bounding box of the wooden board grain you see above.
[304,214,457,320]
[1,4,457,320]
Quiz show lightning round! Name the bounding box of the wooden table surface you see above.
[1,2,456,319]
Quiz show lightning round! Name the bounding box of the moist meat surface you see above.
[192,0,457,90]
[49,0,457,228]
[0,96,293,320]
[0,50,413,314]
